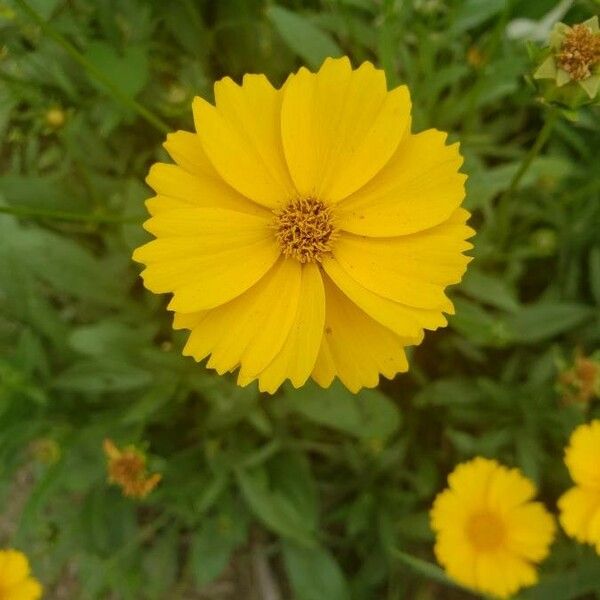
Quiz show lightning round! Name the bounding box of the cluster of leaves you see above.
[1,0,599,598]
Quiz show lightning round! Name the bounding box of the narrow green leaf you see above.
[267,5,342,69]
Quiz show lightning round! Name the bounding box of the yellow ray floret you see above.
[0,549,43,600]
[133,56,474,393]
[430,457,555,599]
[558,420,600,554]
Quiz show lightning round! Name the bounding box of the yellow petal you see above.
[146,162,266,217]
[192,74,294,208]
[434,530,477,590]
[166,237,280,311]
[332,210,473,310]
[281,57,411,203]
[141,207,271,238]
[132,208,278,305]
[322,255,425,342]
[335,129,466,236]
[173,311,206,330]
[559,486,600,545]
[487,464,536,513]
[0,550,30,585]
[310,276,409,393]
[182,258,300,375]
[506,502,556,561]
[565,421,600,488]
[8,579,43,600]
[253,263,326,393]
[447,457,500,506]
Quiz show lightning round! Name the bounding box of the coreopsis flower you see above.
[534,16,600,107]
[0,549,42,600]
[103,439,161,499]
[558,421,600,554]
[133,57,473,393]
[431,457,556,599]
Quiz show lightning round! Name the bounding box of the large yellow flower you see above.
[0,549,42,600]
[430,458,556,599]
[133,57,473,393]
[558,420,600,553]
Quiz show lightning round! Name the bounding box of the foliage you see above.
[0,0,599,598]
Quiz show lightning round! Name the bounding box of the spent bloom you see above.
[558,351,600,405]
[133,57,473,393]
[0,549,42,600]
[534,16,600,106]
[103,439,161,499]
[431,457,556,599]
[558,421,600,554]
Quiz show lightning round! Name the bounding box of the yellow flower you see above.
[558,420,600,553]
[430,457,556,599]
[0,549,42,600]
[133,57,473,393]
[103,439,161,500]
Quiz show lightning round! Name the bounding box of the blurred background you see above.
[1,0,599,598]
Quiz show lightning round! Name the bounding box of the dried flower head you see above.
[103,439,161,499]
[534,16,600,106]
[556,23,600,81]
[558,351,600,405]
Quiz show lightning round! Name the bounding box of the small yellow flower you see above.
[103,439,161,500]
[558,421,600,553]
[430,457,556,599]
[0,549,42,600]
[133,56,473,393]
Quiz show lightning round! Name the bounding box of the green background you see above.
[1,0,600,598]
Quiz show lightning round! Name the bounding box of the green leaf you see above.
[449,298,512,347]
[450,0,505,34]
[505,303,593,343]
[53,359,153,393]
[267,6,342,69]
[84,41,149,98]
[460,269,521,313]
[69,320,156,358]
[190,509,247,587]
[282,541,351,600]
[390,548,462,591]
[589,247,600,305]
[236,452,317,547]
[285,381,401,441]
[143,527,179,600]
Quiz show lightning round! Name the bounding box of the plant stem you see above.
[14,0,170,135]
[390,548,462,590]
[494,108,560,245]
[504,108,560,198]
[0,204,140,225]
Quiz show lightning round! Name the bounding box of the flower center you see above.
[466,511,506,551]
[274,198,338,263]
[557,24,600,81]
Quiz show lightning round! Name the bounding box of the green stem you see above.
[14,0,170,135]
[494,108,560,245]
[391,548,461,590]
[504,108,560,198]
[0,204,140,224]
